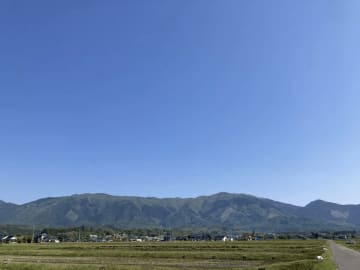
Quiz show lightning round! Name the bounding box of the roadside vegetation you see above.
[336,239,360,252]
[0,240,335,270]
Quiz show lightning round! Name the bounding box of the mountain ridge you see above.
[0,192,359,231]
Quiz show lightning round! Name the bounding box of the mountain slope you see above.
[0,193,359,231]
[298,199,360,227]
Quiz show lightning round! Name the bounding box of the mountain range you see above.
[0,193,359,232]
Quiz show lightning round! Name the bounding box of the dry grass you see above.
[0,240,335,270]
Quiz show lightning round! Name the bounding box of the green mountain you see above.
[0,193,359,231]
[298,199,360,228]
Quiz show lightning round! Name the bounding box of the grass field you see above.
[337,240,360,252]
[0,240,335,270]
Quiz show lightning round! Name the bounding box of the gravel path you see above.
[329,240,360,270]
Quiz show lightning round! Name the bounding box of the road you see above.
[329,240,360,270]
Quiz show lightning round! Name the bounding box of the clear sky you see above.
[1,0,360,206]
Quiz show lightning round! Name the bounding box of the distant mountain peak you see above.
[305,199,327,206]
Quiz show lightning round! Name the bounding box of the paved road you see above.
[329,240,360,270]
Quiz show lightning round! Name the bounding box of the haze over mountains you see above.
[0,193,359,232]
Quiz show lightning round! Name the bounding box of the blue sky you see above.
[1,0,360,206]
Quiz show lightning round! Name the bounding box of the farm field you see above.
[0,240,335,270]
